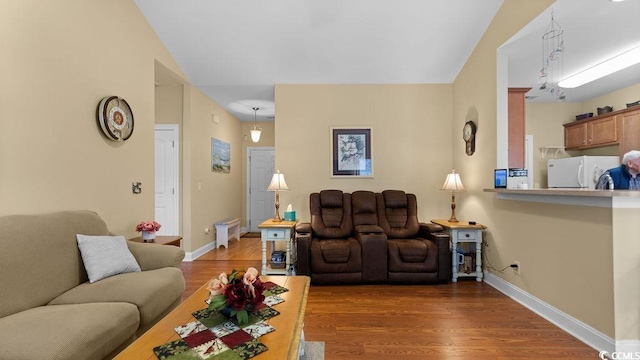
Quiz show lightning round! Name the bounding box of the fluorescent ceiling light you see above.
[558,46,640,88]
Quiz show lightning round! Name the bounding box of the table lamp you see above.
[440,169,465,223]
[267,170,289,222]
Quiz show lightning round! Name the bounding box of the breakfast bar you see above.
[485,187,640,353]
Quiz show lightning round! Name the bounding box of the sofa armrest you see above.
[127,241,185,271]
[295,222,311,276]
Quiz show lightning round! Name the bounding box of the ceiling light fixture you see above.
[250,107,262,143]
[558,46,640,88]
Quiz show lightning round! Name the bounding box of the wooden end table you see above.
[431,219,486,282]
[258,219,298,276]
[129,235,182,247]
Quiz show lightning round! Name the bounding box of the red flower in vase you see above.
[207,267,264,324]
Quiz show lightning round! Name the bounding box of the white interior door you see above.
[155,125,179,236]
[247,147,275,231]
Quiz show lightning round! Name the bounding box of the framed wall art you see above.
[211,138,230,173]
[331,127,373,178]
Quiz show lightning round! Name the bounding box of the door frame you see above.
[155,124,180,235]
[246,146,275,232]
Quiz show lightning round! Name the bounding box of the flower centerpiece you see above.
[135,221,161,241]
[207,267,265,324]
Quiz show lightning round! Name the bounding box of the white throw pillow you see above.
[76,234,141,283]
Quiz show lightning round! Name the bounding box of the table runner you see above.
[153,281,288,360]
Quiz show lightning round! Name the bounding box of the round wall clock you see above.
[97,96,134,141]
[462,120,477,156]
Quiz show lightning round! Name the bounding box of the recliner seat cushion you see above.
[388,239,438,273]
[310,238,362,273]
[0,302,139,360]
[391,239,427,263]
[319,239,352,263]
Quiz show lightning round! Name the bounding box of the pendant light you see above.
[250,107,262,143]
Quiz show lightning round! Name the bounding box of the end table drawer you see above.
[457,230,477,241]
[267,230,286,239]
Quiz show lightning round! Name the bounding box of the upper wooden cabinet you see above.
[617,108,640,155]
[508,88,530,169]
[563,106,640,156]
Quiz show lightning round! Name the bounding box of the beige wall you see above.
[453,0,615,338]
[581,82,640,115]
[525,102,581,187]
[178,86,243,252]
[275,84,453,222]
[0,0,185,237]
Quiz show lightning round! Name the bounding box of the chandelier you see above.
[538,10,566,102]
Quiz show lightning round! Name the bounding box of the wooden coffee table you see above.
[114,275,310,360]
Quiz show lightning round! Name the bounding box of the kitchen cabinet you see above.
[564,115,617,150]
[508,88,530,168]
[617,108,640,156]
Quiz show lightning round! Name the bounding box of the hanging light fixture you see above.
[250,107,262,143]
[538,10,566,102]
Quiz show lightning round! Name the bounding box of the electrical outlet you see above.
[513,261,521,275]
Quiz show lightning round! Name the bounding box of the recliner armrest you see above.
[295,222,311,234]
[295,222,312,276]
[419,222,444,235]
[354,224,384,234]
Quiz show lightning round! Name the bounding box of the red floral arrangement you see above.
[207,267,264,324]
[135,221,161,232]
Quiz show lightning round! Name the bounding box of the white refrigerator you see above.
[547,155,620,189]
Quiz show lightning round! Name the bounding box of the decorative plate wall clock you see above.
[462,120,477,156]
[97,96,134,141]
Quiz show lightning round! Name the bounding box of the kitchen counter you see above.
[484,188,640,207]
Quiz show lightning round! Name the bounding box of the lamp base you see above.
[449,191,459,223]
[273,191,283,222]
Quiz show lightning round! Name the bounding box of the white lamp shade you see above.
[441,171,465,191]
[267,172,289,191]
[250,127,262,143]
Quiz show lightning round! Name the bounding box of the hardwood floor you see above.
[180,236,598,359]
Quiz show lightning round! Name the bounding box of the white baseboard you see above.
[483,271,615,355]
[183,241,216,262]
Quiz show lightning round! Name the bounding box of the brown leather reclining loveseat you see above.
[295,189,451,284]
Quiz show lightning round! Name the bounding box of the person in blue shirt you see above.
[605,150,640,190]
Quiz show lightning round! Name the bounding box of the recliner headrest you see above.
[382,190,408,208]
[320,190,344,208]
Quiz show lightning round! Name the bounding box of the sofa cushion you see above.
[77,234,141,283]
[0,211,109,319]
[0,302,139,360]
[49,267,185,330]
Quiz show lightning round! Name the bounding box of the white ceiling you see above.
[136,0,640,121]
[505,0,640,104]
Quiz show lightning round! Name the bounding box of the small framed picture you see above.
[331,127,373,178]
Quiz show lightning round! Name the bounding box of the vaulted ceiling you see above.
[136,0,640,121]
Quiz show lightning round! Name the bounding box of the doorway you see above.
[155,124,179,236]
[247,147,275,232]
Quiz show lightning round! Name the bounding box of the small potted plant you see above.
[135,221,161,241]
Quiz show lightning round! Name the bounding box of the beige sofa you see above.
[0,210,186,360]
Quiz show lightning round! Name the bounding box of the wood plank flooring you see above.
[179,236,598,359]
